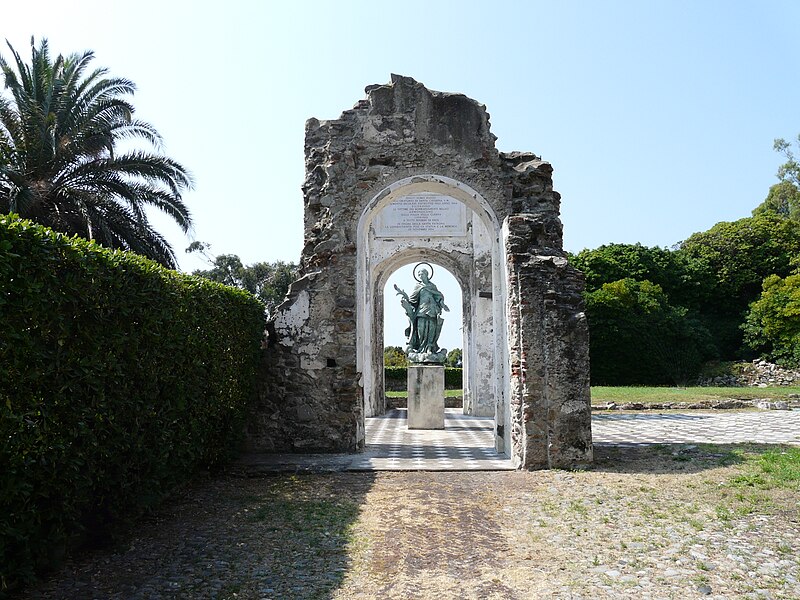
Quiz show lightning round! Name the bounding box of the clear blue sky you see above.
[6,1,800,350]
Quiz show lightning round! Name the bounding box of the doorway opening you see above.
[355,175,511,459]
[383,262,464,408]
[352,260,508,470]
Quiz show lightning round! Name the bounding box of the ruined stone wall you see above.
[246,75,592,467]
[504,214,593,469]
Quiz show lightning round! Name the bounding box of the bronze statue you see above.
[394,262,449,363]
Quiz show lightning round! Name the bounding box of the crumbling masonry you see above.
[247,75,592,469]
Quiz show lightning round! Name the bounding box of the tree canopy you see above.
[774,135,800,190]
[752,181,800,222]
[383,346,407,367]
[743,274,800,367]
[188,243,297,317]
[0,38,192,268]
[584,278,715,385]
[446,348,462,368]
[677,214,800,308]
[674,213,800,355]
[570,243,688,299]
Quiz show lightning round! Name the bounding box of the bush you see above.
[570,242,688,300]
[384,366,463,389]
[383,346,407,367]
[444,367,463,389]
[0,215,265,591]
[585,278,716,385]
[676,214,800,357]
[697,361,750,380]
[743,273,800,367]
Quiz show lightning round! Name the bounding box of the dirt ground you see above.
[20,445,800,600]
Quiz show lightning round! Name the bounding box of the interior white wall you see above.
[355,174,508,451]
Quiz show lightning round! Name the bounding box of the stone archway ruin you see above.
[358,176,502,423]
[248,75,592,469]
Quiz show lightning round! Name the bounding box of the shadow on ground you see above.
[19,472,376,600]
[591,442,791,475]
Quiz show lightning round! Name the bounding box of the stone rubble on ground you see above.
[594,398,800,411]
[698,359,800,388]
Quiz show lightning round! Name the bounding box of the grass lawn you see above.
[592,386,800,404]
[386,389,462,398]
[387,386,800,404]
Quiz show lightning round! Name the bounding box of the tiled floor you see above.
[352,409,800,471]
[236,409,800,474]
[592,410,800,447]
[350,408,514,471]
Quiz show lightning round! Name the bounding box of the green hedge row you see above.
[0,215,265,591]
[385,366,463,389]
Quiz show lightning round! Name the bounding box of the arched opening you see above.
[382,261,464,405]
[355,174,511,456]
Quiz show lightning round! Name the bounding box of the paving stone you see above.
[592,411,800,446]
[238,409,800,474]
[350,408,513,471]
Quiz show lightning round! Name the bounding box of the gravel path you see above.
[19,445,800,599]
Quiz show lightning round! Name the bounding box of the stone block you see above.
[407,365,445,429]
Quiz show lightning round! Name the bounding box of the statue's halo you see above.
[413,262,434,282]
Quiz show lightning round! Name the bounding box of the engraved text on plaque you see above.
[374,193,467,237]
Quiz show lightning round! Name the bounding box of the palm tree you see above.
[0,37,193,268]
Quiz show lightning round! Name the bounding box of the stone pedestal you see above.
[407,365,445,429]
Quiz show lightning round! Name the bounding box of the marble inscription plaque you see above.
[374,193,467,237]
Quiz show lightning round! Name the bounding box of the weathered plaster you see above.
[247,75,592,468]
[273,288,310,346]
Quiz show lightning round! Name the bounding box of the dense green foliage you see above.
[735,136,800,368]
[0,39,192,268]
[384,366,463,389]
[743,274,800,367]
[676,214,800,356]
[774,136,800,199]
[571,243,688,301]
[383,345,407,367]
[188,243,296,317]
[677,214,800,311]
[573,209,800,384]
[753,181,800,222]
[0,215,264,590]
[584,279,715,385]
[445,348,463,368]
[384,366,406,385]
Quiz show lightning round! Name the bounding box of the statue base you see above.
[407,365,445,429]
[407,348,447,364]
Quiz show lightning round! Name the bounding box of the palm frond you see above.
[0,37,193,266]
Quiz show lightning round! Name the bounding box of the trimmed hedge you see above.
[0,215,265,591]
[385,366,463,389]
